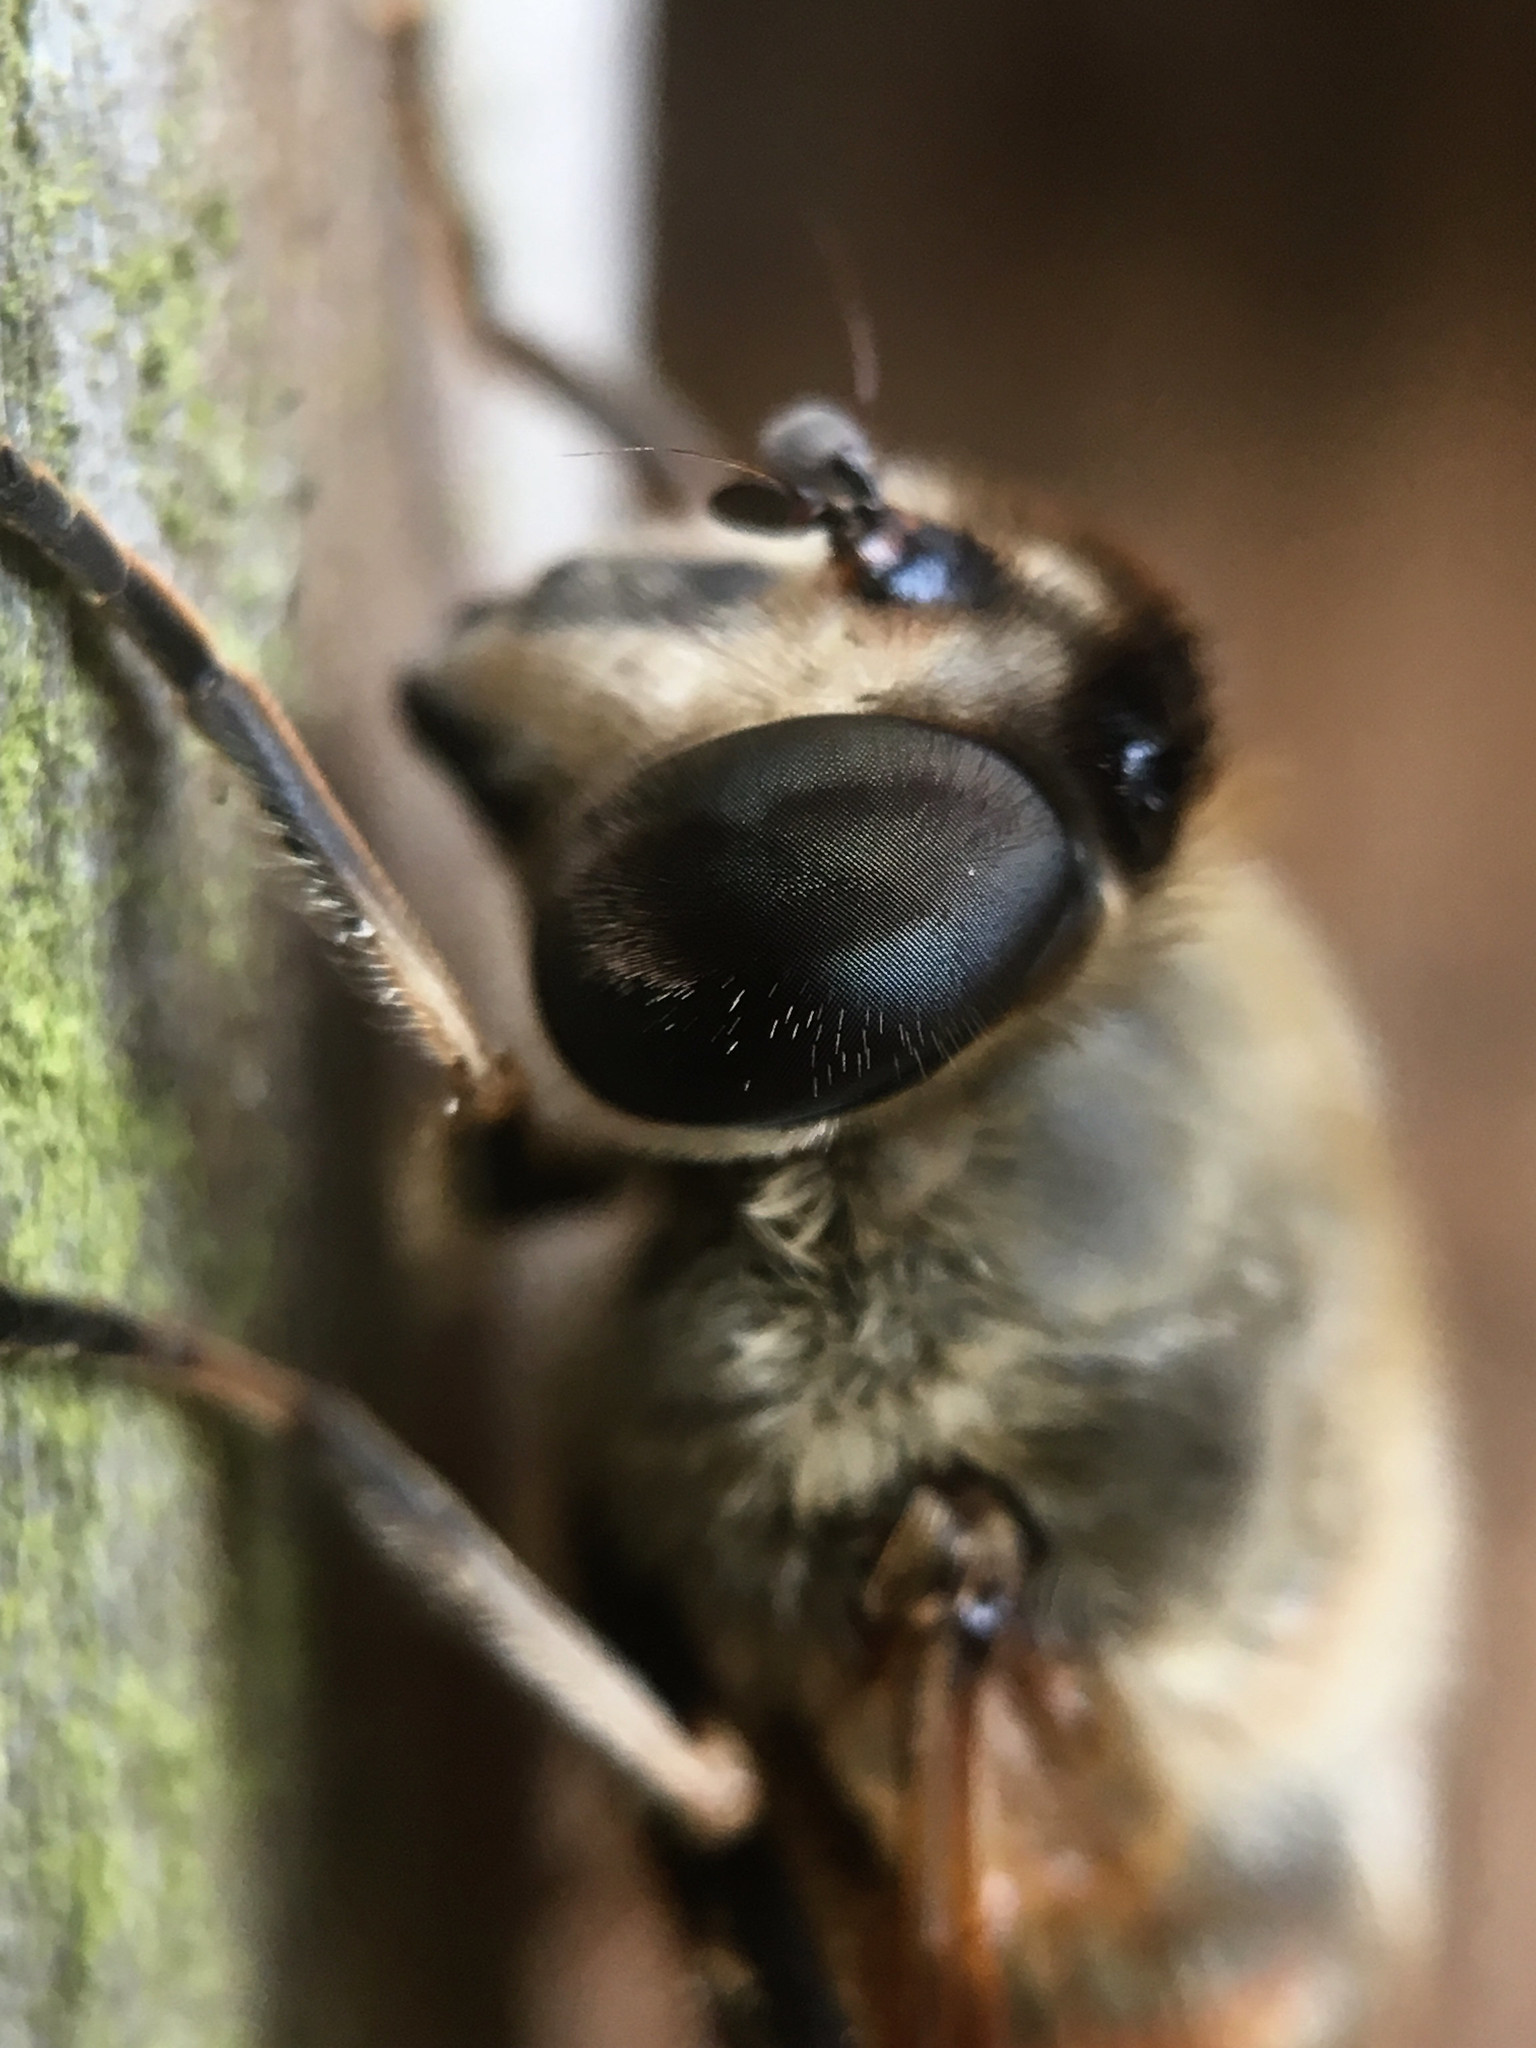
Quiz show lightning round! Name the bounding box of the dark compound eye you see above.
[1099,716,1192,859]
[534,715,1096,1127]
[1065,623,1213,876]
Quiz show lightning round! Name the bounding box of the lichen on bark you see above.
[0,2,300,2042]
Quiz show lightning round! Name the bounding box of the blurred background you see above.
[269,2,1536,2043]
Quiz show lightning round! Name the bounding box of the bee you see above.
[0,20,1457,2048]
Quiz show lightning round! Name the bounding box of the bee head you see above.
[406,402,1214,1143]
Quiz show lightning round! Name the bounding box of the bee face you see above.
[408,421,1213,1134]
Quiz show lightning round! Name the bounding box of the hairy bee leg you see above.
[0,443,521,1122]
[381,4,716,514]
[0,1283,761,1844]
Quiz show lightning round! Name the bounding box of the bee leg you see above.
[579,1551,855,2048]
[0,1283,761,1846]
[0,443,522,1127]
[673,1832,855,2048]
[379,2,716,514]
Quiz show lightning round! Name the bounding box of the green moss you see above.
[0,4,300,2042]
[83,21,297,684]
[0,1376,246,2048]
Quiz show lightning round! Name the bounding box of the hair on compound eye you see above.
[534,715,1096,1126]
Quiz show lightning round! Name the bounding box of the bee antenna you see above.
[564,447,809,539]
[718,396,1006,610]
[563,447,784,488]
[381,7,717,513]
[705,400,887,541]
[708,476,816,536]
[810,218,881,413]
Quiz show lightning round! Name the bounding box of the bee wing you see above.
[887,1625,1011,2048]
[764,1487,1314,2046]
[887,1624,1326,2048]
[882,1622,1193,2048]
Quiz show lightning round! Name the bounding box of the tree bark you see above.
[0,4,322,2042]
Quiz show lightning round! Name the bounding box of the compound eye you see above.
[534,715,1094,1128]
